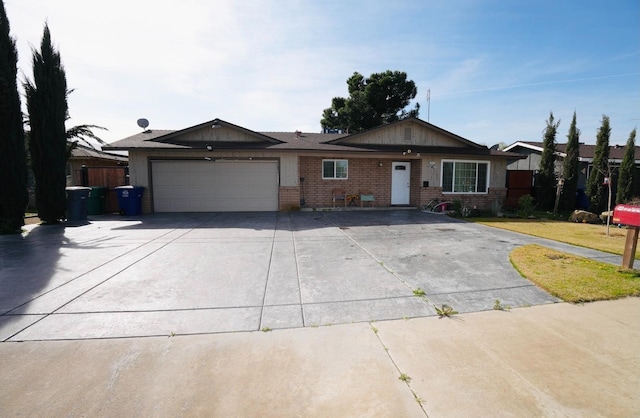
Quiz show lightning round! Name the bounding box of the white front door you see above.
[391,162,411,205]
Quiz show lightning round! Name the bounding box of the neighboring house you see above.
[104,117,521,213]
[503,141,640,207]
[66,143,128,186]
[26,144,128,211]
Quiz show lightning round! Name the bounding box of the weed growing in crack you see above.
[413,288,426,297]
[493,299,511,311]
[399,373,412,383]
[435,304,458,318]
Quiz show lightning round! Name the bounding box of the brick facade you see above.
[298,156,506,211]
[279,186,301,211]
[300,157,395,207]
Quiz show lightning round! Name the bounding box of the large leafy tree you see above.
[25,24,68,224]
[560,112,580,211]
[586,116,611,213]
[536,112,560,210]
[615,128,636,205]
[0,0,28,234]
[321,70,419,133]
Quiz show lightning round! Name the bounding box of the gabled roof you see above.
[504,141,640,162]
[325,117,485,149]
[105,116,518,158]
[150,118,283,145]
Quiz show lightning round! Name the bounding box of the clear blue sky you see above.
[5,0,639,146]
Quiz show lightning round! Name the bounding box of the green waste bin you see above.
[87,186,108,215]
[65,186,91,221]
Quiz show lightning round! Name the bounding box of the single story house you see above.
[104,117,521,213]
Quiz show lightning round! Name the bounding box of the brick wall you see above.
[300,157,393,207]
[279,186,301,210]
[410,162,423,206]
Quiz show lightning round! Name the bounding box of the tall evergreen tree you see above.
[615,128,637,205]
[0,0,28,234]
[25,24,68,224]
[586,115,611,213]
[560,112,580,211]
[536,112,560,210]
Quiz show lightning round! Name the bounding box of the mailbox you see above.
[612,204,640,227]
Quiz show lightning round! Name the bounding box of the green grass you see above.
[469,217,639,258]
[510,244,640,302]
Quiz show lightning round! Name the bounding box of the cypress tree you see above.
[560,112,580,211]
[615,128,637,205]
[586,115,611,214]
[0,0,28,234]
[536,112,560,210]
[25,24,68,224]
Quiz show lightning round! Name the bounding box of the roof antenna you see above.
[426,89,431,123]
[137,118,150,132]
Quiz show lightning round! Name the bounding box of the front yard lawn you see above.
[510,244,640,302]
[470,217,639,259]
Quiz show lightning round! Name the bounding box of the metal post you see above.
[81,165,89,187]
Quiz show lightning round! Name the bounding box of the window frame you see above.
[322,159,349,180]
[441,159,490,194]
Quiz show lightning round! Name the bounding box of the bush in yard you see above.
[518,194,535,218]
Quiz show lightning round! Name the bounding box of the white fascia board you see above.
[503,141,544,152]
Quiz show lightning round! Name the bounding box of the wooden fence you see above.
[74,166,129,213]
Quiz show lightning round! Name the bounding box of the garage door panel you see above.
[152,160,278,212]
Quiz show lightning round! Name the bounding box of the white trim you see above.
[322,159,349,180]
[503,141,544,153]
[441,159,490,194]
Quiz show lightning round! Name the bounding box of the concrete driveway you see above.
[0,210,622,341]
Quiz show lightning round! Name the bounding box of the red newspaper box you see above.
[612,204,640,227]
[612,204,640,269]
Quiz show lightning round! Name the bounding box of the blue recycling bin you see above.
[65,186,91,221]
[115,186,145,216]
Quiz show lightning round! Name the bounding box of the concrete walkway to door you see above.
[0,210,622,341]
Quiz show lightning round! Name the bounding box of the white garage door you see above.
[152,160,279,212]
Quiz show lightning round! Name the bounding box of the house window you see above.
[322,159,348,179]
[442,160,489,193]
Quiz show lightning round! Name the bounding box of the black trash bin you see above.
[87,186,108,215]
[115,186,145,216]
[65,186,91,221]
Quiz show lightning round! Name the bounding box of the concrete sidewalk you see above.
[0,298,638,417]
